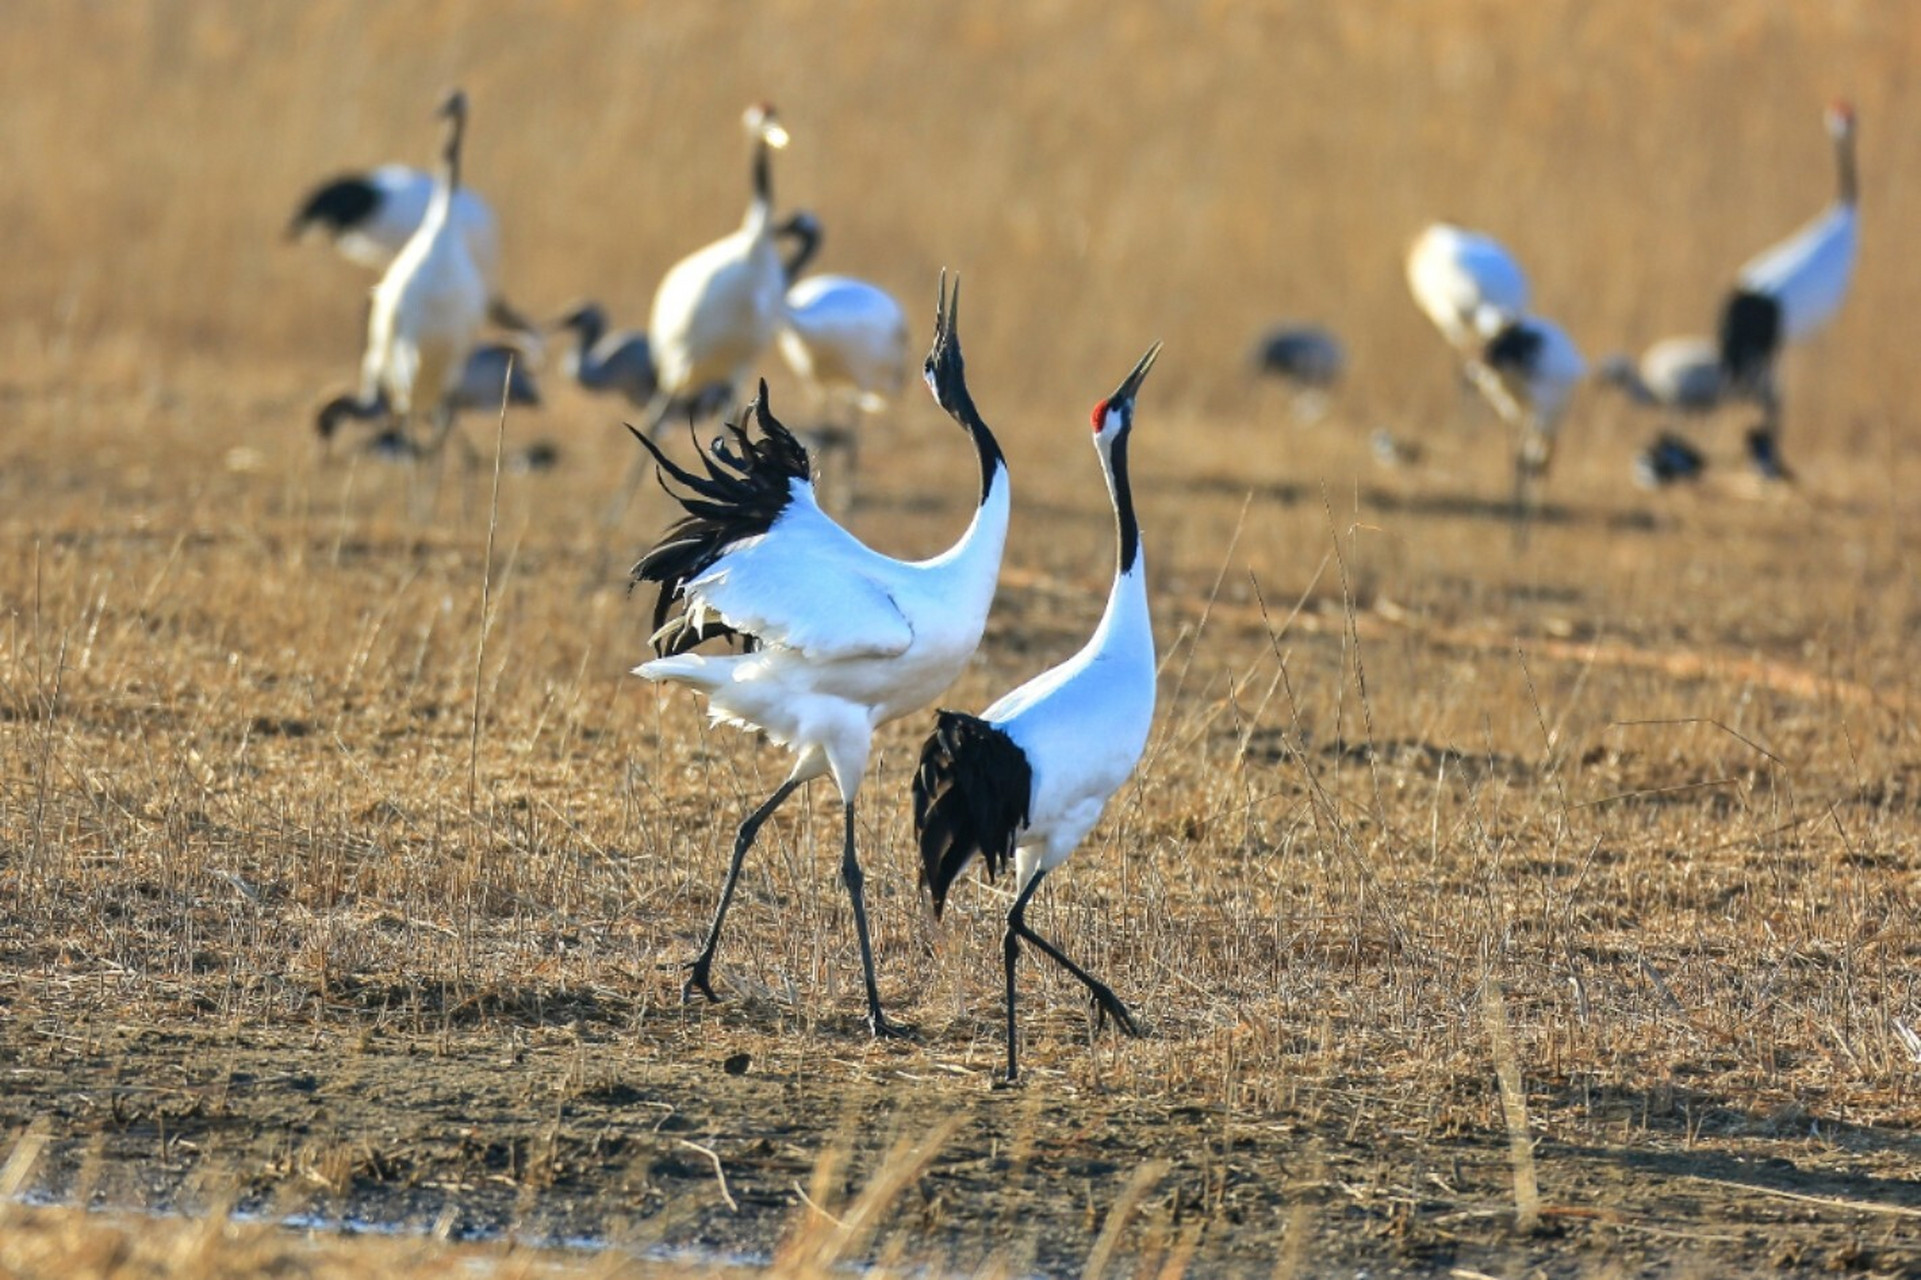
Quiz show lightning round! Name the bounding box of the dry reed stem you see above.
[1480,979,1541,1235]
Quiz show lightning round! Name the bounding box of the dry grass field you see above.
[4,2,1921,1275]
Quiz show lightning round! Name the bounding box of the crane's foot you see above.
[867,1008,915,1040]
[682,957,722,1004]
[1088,985,1142,1038]
[1745,428,1792,483]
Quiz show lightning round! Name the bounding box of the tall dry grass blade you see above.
[468,356,512,816]
[1082,1158,1169,1280]
[0,1119,51,1205]
[1481,978,1540,1233]
[777,1114,964,1278]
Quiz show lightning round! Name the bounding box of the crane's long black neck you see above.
[571,307,605,356]
[957,396,1006,507]
[778,217,820,283]
[752,138,773,217]
[1836,128,1858,206]
[441,114,464,193]
[1105,431,1140,573]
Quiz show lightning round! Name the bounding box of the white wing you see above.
[335,166,500,289]
[681,485,914,660]
[1738,205,1857,342]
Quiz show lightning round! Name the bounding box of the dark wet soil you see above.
[4,999,1919,1277]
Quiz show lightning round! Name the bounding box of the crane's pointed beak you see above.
[1109,342,1162,408]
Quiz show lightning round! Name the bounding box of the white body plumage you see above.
[646,104,791,417]
[294,163,502,291]
[1406,223,1531,350]
[989,547,1155,891]
[777,274,911,413]
[1468,315,1588,440]
[638,472,1010,793]
[1736,203,1858,344]
[1599,336,1722,413]
[360,97,486,426]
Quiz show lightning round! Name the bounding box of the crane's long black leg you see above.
[1002,871,1045,1082]
[684,778,803,1004]
[1008,870,1140,1049]
[839,803,909,1039]
[1747,376,1790,481]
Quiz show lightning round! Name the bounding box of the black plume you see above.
[628,381,813,656]
[913,710,1033,918]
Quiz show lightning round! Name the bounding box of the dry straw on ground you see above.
[2,2,1920,1276]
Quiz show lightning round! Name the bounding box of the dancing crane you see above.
[914,342,1161,1083]
[627,276,1011,1036]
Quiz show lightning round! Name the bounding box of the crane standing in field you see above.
[627,277,1011,1037]
[289,155,534,338]
[553,301,658,408]
[352,89,487,499]
[605,104,794,527]
[1716,99,1860,481]
[770,210,910,495]
[914,343,1161,1083]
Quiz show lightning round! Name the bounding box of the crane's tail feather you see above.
[913,710,1032,919]
[626,381,813,656]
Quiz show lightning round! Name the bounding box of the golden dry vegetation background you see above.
[3,2,1921,1276]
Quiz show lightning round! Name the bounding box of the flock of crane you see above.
[1262,101,1857,503]
[282,90,1860,1079]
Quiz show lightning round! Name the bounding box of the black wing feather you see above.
[1718,288,1782,392]
[288,174,381,240]
[628,381,813,657]
[913,710,1034,918]
[1483,322,1545,374]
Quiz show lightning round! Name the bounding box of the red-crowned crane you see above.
[290,162,531,336]
[602,104,793,526]
[1716,100,1860,480]
[770,210,910,496]
[914,343,1161,1083]
[1463,313,1587,537]
[553,302,658,408]
[354,89,487,492]
[626,277,1010,1037]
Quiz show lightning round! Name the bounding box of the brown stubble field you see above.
[3,2,1921,1276]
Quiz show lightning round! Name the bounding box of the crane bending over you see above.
[1463,313,1587,537]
